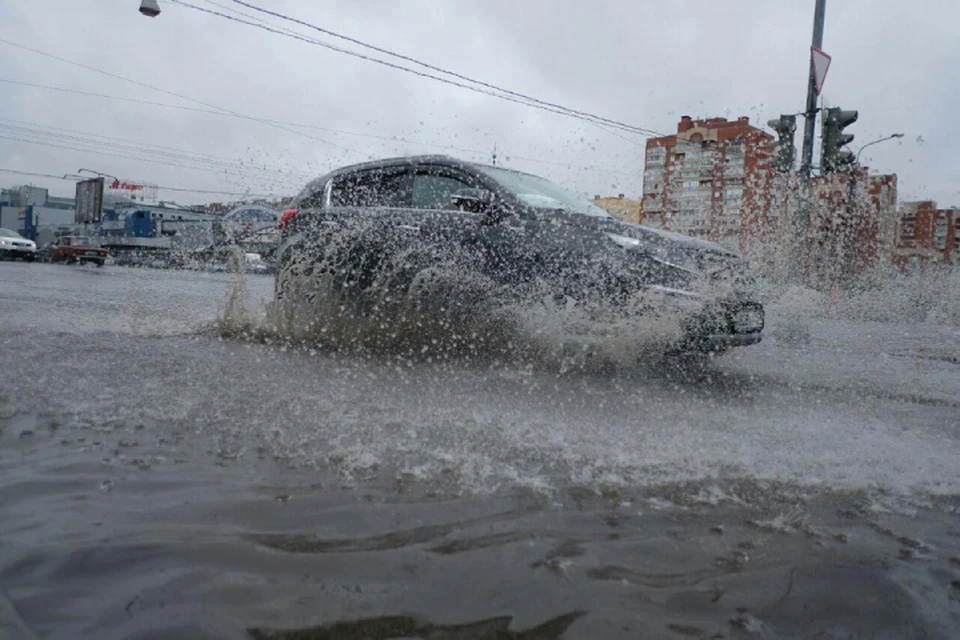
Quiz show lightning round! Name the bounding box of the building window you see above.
[935,215,948,249]
[899,216,916,242]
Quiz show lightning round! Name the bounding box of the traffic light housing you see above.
[821,107,858,174]
[767,114,797,173]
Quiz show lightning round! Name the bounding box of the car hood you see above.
[526,208,743,272]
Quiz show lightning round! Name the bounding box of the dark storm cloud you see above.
[0,0,956,205]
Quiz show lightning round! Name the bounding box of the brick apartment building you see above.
[806,170,898,282]
[640,116,777,253]
[892,201,959,270]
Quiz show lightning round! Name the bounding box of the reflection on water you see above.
[248,611,584,640]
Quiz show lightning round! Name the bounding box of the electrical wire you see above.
[0,131,307,189]
[0,167,278,197]
[0,78,642,179]
[0,118,313,182]
[0,36,363,156]
[229,0,665,137]
[0,132,303,193]
[167,0,660,137]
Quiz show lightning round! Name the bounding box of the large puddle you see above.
[1,262,959,637]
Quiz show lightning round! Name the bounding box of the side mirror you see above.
[450,189,495,214]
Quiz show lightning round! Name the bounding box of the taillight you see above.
[278,208,299,229]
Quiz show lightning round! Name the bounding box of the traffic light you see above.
[767,114,797,173]
[821,107,858,174]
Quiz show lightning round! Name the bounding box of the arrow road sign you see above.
[811,46,832,95]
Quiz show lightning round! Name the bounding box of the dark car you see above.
[50,236,109,267]
[275,155,764,355]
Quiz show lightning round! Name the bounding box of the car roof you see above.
[299,155,458,194]
[298,154,546,197]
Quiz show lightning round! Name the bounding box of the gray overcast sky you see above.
[0,0,956,206]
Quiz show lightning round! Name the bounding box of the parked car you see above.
[276,155,764,354]
[0,228,37,261]
[50,236,109,267]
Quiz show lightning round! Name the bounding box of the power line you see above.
[0,167,279,197]
[0,36,363,156]
[0,118,313,181]
[167,0,661,137]
[0,128,306,188]
[230,0,665,137]
[0,78,642,179]
[0,133,302,192]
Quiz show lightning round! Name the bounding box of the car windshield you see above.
[71,237,92,245]
[475,165,612,218]
[0,228,23,238]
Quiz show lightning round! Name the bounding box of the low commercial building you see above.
[591,194,642,224]
[0,185,78,242]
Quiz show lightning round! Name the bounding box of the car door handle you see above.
[398,225,420,232]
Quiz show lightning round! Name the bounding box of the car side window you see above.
[329,169,411,208]
[411,173,476,210]
[298,183,327,210]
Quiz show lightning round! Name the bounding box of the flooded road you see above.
[1,262,959,639]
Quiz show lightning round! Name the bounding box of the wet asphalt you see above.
[1,261,959,639]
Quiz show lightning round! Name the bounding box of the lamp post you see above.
[139,0,161,17]
[856,133,905,164]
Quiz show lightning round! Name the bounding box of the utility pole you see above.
[792,0,827,280]
[799,0,826,182]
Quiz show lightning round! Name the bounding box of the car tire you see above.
[95,260,105,268]
[24,255,35,262]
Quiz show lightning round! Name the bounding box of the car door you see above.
[409,165,486,266]
[321,165,415,293]
[409,164,540,288]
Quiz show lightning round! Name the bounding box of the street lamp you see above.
[856,133,905,164]
[140,0,161,17]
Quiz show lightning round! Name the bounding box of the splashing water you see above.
[214,225,711,374]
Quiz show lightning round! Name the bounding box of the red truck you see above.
[50,236,109,267]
